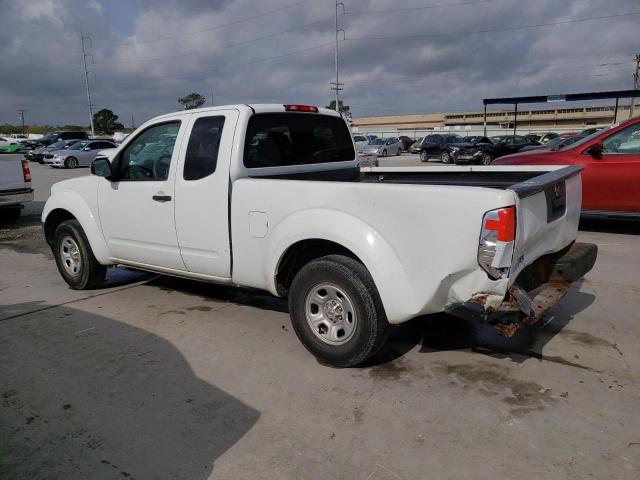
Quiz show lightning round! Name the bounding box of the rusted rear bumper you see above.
[445,242,598,336]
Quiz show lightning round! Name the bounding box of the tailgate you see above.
[507,165,583,283]
[0,155,28,191]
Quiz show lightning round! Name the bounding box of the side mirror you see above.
[91,157,114,180]
[588,141,604,156]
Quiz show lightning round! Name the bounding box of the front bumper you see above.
[445,242,597,336]
[0,187,34,207]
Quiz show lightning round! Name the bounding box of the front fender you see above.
[42,189,111,264]
[264,208,416,323]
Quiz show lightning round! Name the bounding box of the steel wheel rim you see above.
[59,235,82,276]
[442,152,450,163]
[304,283,358,346]
[67,158,77,168]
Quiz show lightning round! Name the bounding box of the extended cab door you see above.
[173,109,239,278]
[97,118,187,270]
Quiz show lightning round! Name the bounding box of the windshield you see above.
[370,138,386,145]
[558,126,612,151]
[68,141,89,151]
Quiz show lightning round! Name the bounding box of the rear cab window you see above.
[244,113,355,168]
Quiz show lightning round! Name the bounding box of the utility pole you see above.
[131,114,135,129]
[81,34,96,136]
[630,53,640,118]
[330,1,345,114]
[210,90,214,106]
[17,109,26,133]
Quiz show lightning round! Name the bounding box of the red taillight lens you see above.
[483,207,515,242]
[21,159,31,182]
[284,104,319,112]
[478,206,516,279]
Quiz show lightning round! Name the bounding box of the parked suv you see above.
[22,130,89,150]
[418,134,463,163]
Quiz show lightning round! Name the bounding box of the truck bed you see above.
[259,164,581,198]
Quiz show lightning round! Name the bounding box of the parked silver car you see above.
[362,137,402,157]
[45,140,117,168]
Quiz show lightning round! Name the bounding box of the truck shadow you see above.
[416,286,596,368]
[0,302,260,480]
[579,215,640,235]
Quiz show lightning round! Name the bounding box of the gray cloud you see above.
[1,0,638,126]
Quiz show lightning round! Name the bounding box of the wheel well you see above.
[275,239,361,296]
[44,209,76,245]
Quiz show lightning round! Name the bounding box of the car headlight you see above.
[53,154,61,159]
[450,146,460,153]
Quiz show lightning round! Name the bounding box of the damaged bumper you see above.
[445,242,598,336]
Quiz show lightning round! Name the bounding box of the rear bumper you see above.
[0,188,34,208]
[445,242,597,336]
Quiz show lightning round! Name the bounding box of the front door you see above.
[581,122,640,212]
[97,119,187,270]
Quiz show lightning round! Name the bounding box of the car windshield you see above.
[68,141,89,151]
[369,138,386,145]
[557,125,613,151]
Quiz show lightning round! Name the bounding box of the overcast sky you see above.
[1,0,638,126]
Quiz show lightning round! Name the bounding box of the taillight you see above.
[478,206,516,279]
[284,104,319,112]
[21,159,31,182]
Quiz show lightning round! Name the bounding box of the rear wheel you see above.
[288,255,390,367]
[440,151,451,164]
[420,150,427,162]
[64,157,78,169]
[53,219,107,290]
[480,153,493,165]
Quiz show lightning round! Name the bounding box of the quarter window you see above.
[184,116,225,180]
[244,113,355,168]
[118,122,180,181]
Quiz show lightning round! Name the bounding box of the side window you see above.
[90,142,102,150]
[602,123,640,154]
[183,116,225,180]
[244,113,355,168]
[118,121,180,181]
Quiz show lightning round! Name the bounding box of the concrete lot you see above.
[1,161,639,479]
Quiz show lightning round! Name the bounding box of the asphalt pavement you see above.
[1,161,639,480]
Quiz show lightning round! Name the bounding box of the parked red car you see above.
[493,117,640,213]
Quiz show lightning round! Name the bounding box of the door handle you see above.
[152,194,172,202]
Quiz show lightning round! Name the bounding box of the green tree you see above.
[326,100,352,123]
[93,109,124,135]
[178,92,206,110]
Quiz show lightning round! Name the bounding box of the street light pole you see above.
[81,34,95,136]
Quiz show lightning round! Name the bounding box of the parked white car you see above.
[42,103,596,367]
[362,137,402,157]
[45,140,117,168]
[352,134,372,153]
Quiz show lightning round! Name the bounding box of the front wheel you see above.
[64,157,78,169]
[420,150,427,162]
[440,151,451,164]
[480,153,493,165]
[288,255,390,367]
[396,147,401,156]
[53,219,107,290]
[381,149,387,157]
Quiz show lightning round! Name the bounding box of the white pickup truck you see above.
[42,104,597,367]
[0,154,33,221]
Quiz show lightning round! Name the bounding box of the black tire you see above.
[52,219,107,290]
[440,151,451,164]
[64,157,78,169]
[480,153,493,165]
[382,149,387,157]
[0,207,21,222]
[396,147,400,156]
[420,150,427,162]
[288,255,390,368]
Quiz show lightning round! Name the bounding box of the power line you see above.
[345,0,499,15]
[346,11,640,42]
[94,0,313,48]
[94,16,333,66]
[102,41,335,83]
